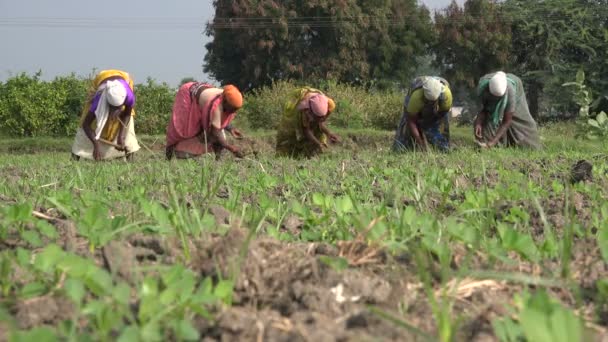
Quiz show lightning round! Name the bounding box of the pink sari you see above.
[166,83,236,155]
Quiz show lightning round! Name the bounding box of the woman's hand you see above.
[229,145,244,158]
[116,136,127,151]
[230,128,244,139]
[474,124,483,140]
[328,133,340,143]
[93,143,102,161]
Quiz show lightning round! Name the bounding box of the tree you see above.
[434,0,511,91]
[502,0,608,118]
[204,0,435,90]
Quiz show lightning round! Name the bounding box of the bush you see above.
[239,80,403,131]
[0,72,88,137]
[0,74,405,137]
[0,72,177,137]
[562,70,608,140]
[133,79,176,135]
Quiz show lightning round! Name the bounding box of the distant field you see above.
[1,125,607,341]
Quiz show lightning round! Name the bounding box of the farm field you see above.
[0,125,607,341]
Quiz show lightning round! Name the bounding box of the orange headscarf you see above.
[327,98,336,113]
[223,85,243,109]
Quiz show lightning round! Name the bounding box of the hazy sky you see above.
[0,0,461,86]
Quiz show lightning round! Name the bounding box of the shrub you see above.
[0,74,405,137]
[562,70,608,140]
[133,79,176,135]
[239,80,403,131]
[0,73,177,137]
[0,72,87,137]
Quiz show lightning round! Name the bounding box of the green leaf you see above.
[140,322,162,342]
[575,69,585,83]
[492,317,523,342]
[20,282,47,298]
[15,248,31,267]
[20,230,42,248]
[5,203,33,223]
[34,244,64,273]
[194,277,217,305]
[598,226,608,263]
[520,307,553,342]
[596,111,607,125]
[117,326,140,342]
[83,267,113,296]
[176,319,200,341]
[549,307,582,342]
[141,277,159,297]
[10,327,59,342]
[213,280,233,304]
[64,278,86,304]
[113,282,131,306]
[588,119,600,128]
[336,196,354,214]
[36,221,58,239]
[318,255,349,271]
[82,300,105,316]
[312,193,325,207]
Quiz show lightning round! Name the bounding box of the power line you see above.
[0,9,605,30]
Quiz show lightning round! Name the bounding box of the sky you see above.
[0,0,462,86]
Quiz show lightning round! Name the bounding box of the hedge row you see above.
[0,73,403,137]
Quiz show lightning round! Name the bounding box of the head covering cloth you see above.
[222,85,243,109]
[422,77,443,101]
[308,94,329,117]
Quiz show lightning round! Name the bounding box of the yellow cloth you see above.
[406,87,453,116]
[328,98,336,113]
[276,87,332,157]
[80,69,136,141]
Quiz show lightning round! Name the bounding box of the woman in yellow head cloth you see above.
[393,76,452,152]
[71,70,140,161]
[166,82,245,159]
[276,87,339,158]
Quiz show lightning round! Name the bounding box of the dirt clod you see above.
[15,296,74,329]
[571,160,593,183]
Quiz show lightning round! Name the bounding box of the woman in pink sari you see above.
[166,82,244,159]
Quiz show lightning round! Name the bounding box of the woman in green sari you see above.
[275,87,339,157]
[474,71,541,149]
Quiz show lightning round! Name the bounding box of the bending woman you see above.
[71,70,140,161]
[474,71,540,149]
[393,76,452,152]
[166,82,244,159]
[276,87,339,158]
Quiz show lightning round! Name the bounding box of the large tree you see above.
[502,0,608,117]
[434,0,511,91]
[204,0,435,90]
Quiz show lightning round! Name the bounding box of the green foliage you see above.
[0,73,176,137]
[133,78,176,135]
[239,80,402,130]
[563,70,608,139]
[204,0,435,89]
[493,290,583,342]
[433,0,608,120]
[434,0,511,89]
[0,125,606,340]
[0,72,86,137]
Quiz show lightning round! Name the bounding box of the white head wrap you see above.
[422,77,443,101]
[106,80,127,106]
[489,71,508,97]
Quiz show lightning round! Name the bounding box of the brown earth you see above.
[3,205,608,341]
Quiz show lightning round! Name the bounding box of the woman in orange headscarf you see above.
[166,82,244,159]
